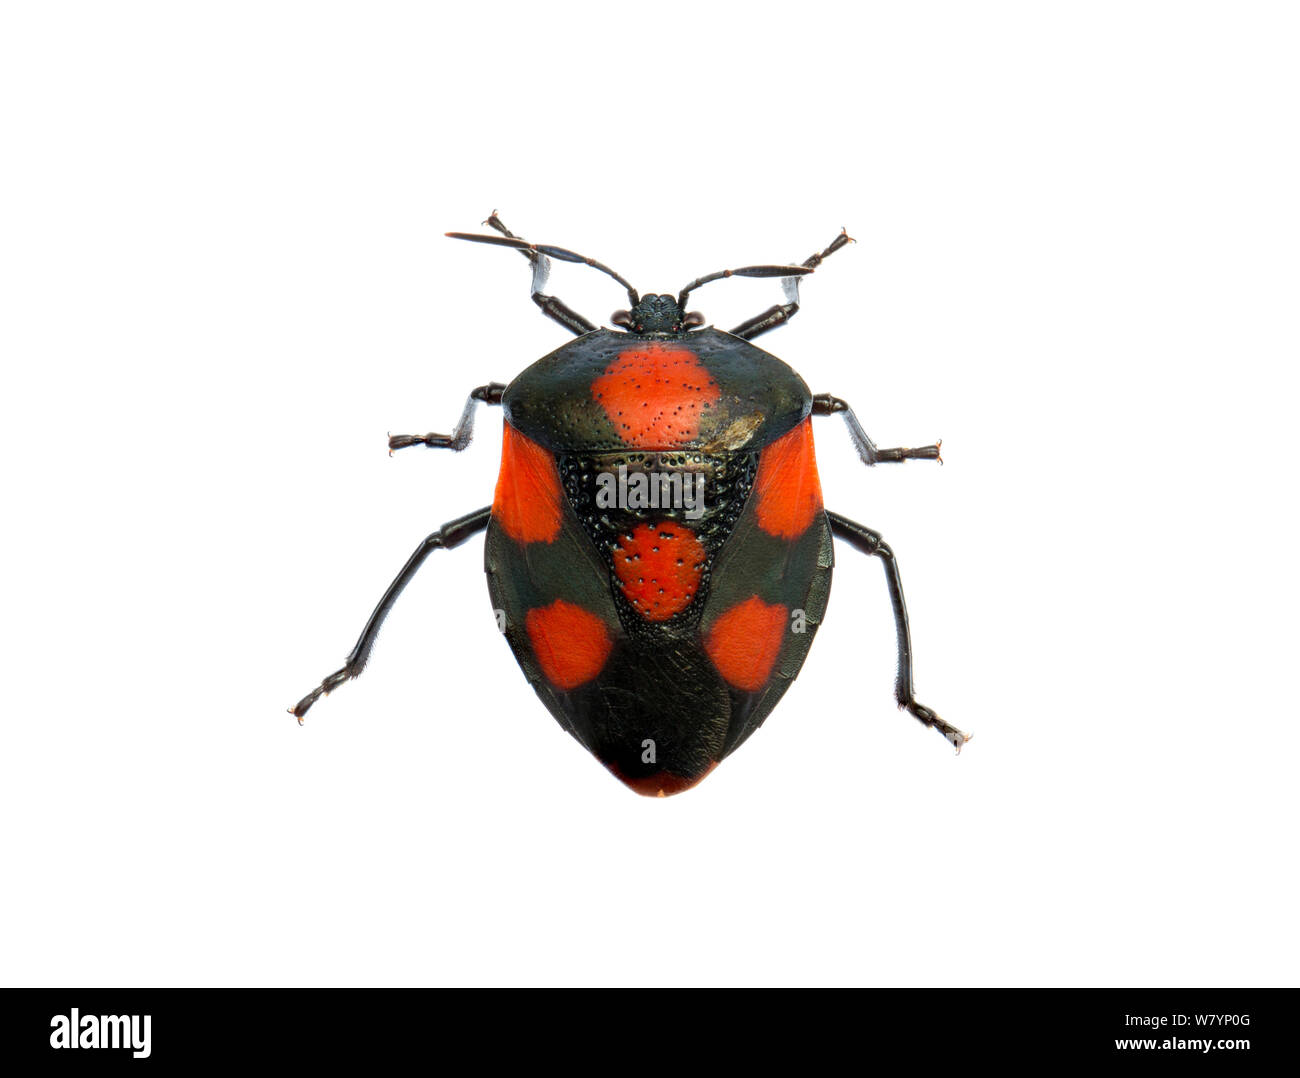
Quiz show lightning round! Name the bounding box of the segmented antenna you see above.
[446,231,639,306]
[677,228,854,308]
[676,264,814,308]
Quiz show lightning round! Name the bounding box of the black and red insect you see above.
[291,212,970,796]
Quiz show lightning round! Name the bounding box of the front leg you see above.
[388,382,506,453]
[826,510,970,752]
[727,228,854,341]
[812,393,942,465]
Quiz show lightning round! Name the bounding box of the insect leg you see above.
[388,382,506,452]
[825,510,970,752]
[812,393,942,465]
[452,211,602,336]
[727,228,854,341]
[290,506,492,720]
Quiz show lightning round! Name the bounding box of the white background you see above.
[2,2,1296,987]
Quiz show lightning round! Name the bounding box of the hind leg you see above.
[290,507,492,720]
[826,510,970,751]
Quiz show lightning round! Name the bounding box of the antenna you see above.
[447,231,639,306]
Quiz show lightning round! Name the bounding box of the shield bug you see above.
[291,212,970,796]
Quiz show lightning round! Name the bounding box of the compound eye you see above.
[612,310,633,328]
[682,311,705,328]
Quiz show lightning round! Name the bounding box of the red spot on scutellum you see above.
[704,596,789,692]
[612,521,705,621]
[525,600,613,691]
[607,761,719,798]
[752,418,823,539]
[492,423,563,543]
[592,343,721,448]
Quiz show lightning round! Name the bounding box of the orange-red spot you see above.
[608,761,720,798]
[524,600,613,691]
[492,424,563,543]
[752,418,823,538]
[704,596,789,693]
[612,521,706,621]
[592,343,721,448]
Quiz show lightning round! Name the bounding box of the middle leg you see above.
[813,393,942,465]
[388,382,506,453]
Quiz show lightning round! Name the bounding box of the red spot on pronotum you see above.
[592,344,720,448]
[704,596,789,692]
[612,521,706,621]
[492,424,564,543]
[752,418,823,539]
[525,600,614,691]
